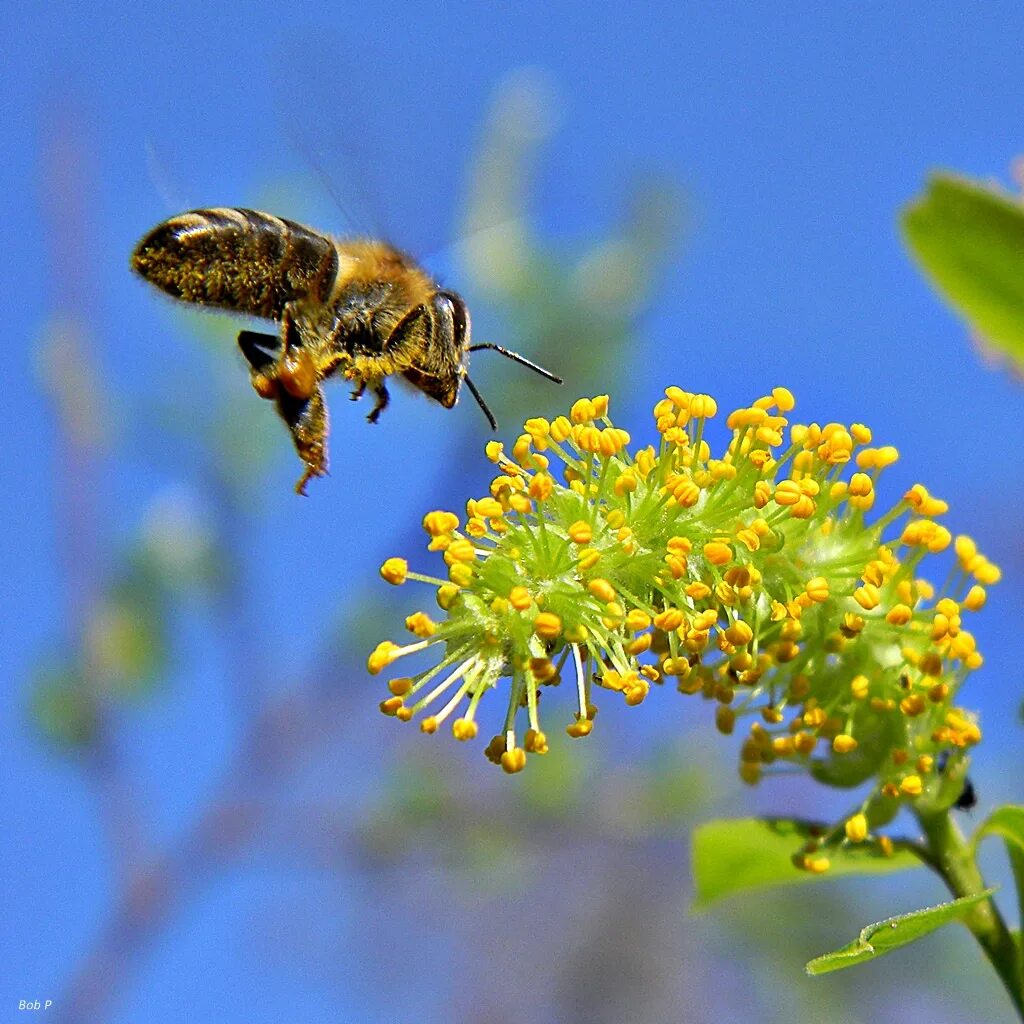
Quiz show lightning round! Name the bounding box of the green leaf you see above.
[691,818,922,909]
[902,174,1024,371]
[974,806,1024,956]
[806,889,996,975]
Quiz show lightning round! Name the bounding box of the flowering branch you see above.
[369,384,1020,1012]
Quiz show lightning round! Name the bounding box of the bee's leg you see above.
[349,380,367,402]
[275,384,329,495]
[238,330,282,400]
[367,383,390,424]
[276,306,317,400]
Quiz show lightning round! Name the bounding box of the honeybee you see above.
[131,207,561,492]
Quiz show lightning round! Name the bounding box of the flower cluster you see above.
[369,387,998,849]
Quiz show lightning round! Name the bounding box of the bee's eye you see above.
[434,291,471,350]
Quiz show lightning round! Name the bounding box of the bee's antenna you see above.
[463,374,499,432]
[468,343,564,385]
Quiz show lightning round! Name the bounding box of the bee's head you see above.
[405,289,561,433]
[400,290,471,411]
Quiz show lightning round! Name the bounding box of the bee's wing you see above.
[271,34,483,259]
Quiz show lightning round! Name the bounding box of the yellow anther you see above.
[379,696,405,717]
[690,394,718,419]
[664,553,688,578]
[529,473,553,501]
[653,608,685,632]
[724,620,753,646]
[515,729,545,757]
[791,495,816,519]
[614,470,638,496]
[524,416,550,439]
[804,855,831,874]
[512,434,532,463]
[448,563,473,587]
[570,397,596,423]
[735,528,760,552]
[832,734,858,754]
[473,497,504,519]
[802,707,827,729]
[845,813,868,843]
[974,558,1001,585]
[900,775,923,797]
[500,748,527,773]
[692,609,719,631]
[886,604,913,626]
[422,510,459,536]
[625,609,652,632]
[404,612,437,638]
[703,541,732,566]
[665,386,690,409]
[856,445,899,470]
[549,415,572,442]
[715,706,735,734]
[853,584,880,611]
[452,718,478,741]
[368,641,399,675]
[773,479,802,506]
[805,577,830,603]
[954,535,977,562]
[509,586,532,611]
[387,677,413,697]
[602,601,625,628]
[605,508,626,529]
[508,493,532,514]
[626,633,653,655]
[669,476,701,507]
[464,516,488,538]
[771,386,795,412]
[794,731,817,755]
[379,557,408,585]
[588,578,616,602]
[445,538,477,564]
[533,612,562,640]
[848,472,873,497]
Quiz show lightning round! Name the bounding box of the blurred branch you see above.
[37,106,149,887]
[56,659,351,1023]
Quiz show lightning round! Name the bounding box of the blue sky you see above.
[4,3,1024,1022]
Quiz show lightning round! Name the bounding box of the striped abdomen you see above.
[130,208,340,320]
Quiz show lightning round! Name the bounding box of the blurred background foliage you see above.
[9,9,1024,1023]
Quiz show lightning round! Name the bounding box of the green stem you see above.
[915,806,1024,1019]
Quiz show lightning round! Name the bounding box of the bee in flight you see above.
[131,207,562,493]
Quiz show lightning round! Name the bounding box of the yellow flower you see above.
[370,385,996,792]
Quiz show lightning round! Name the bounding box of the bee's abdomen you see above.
[130,208,339,320]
